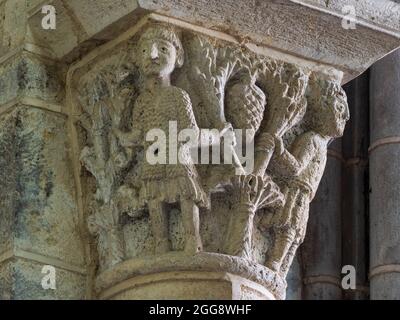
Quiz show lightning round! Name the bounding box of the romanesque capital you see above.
[68,18,349,300]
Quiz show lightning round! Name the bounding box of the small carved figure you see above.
[115,26,225,254]
[265,79,349,276]
[224,66,308,260]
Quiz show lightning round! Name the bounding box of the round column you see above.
[342,73,369,300]
[301,139,343,299]
[370,48,400,300]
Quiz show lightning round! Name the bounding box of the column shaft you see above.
[302,140,343,300]
[370,48,400,300]
[342,72,369,300]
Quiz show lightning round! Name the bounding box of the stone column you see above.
[0,0,87,299]
[370,48,400,300]
[342,73,369,300]
[301,140,343,300]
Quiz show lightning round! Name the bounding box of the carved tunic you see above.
[132,86,208,206]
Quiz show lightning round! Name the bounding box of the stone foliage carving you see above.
[73,22,349,288]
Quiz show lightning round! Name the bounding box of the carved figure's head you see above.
[137,25,184,77]
[308,79,350,138]
[328,83,349,137]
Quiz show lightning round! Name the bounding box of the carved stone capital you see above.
[67,16,349,300]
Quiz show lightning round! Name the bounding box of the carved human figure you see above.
[115,26,226,254]
[264,80,349,276]
[224,67,308,260]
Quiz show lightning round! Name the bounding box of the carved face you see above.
[332,94,350,136]
[138,38,177,77]
[322,92,349,138]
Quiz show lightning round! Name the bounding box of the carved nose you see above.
[150,44,159,60]
[344,105,350,121]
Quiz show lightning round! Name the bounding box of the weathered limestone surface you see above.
[0,53,63,107]
[0,106,86,299]
[24,0,400,82]
[0,0,399,300]
[2,259,85,300]
[101,271,275,300]
[0,9,86,297]
[66,16,350,300]
[370,48,400,300]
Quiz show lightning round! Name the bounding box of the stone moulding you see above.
[28,0,400,83]
[96,252,287,300]
[66,13,344,86]
[66,13,349,300]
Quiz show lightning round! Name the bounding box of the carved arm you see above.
[273,133,316,177]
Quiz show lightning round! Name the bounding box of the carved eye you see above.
[161,47,167,53]
[336,103,344,113]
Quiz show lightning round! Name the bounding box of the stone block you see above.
[1,258,86,300]
[0,106,86,299]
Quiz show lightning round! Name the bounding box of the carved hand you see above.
[219,122,237,146]
[231,175,284,211]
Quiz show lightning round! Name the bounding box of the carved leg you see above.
[279,198,309,275]
[280,236,302,278]
[148,200,170,254]
[265,228,296,272]
[180,199,202,254]
[107,228,125,267]
[97,232,110,269]
[225,205,255,259]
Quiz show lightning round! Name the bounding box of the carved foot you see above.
[184,236,203,255]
